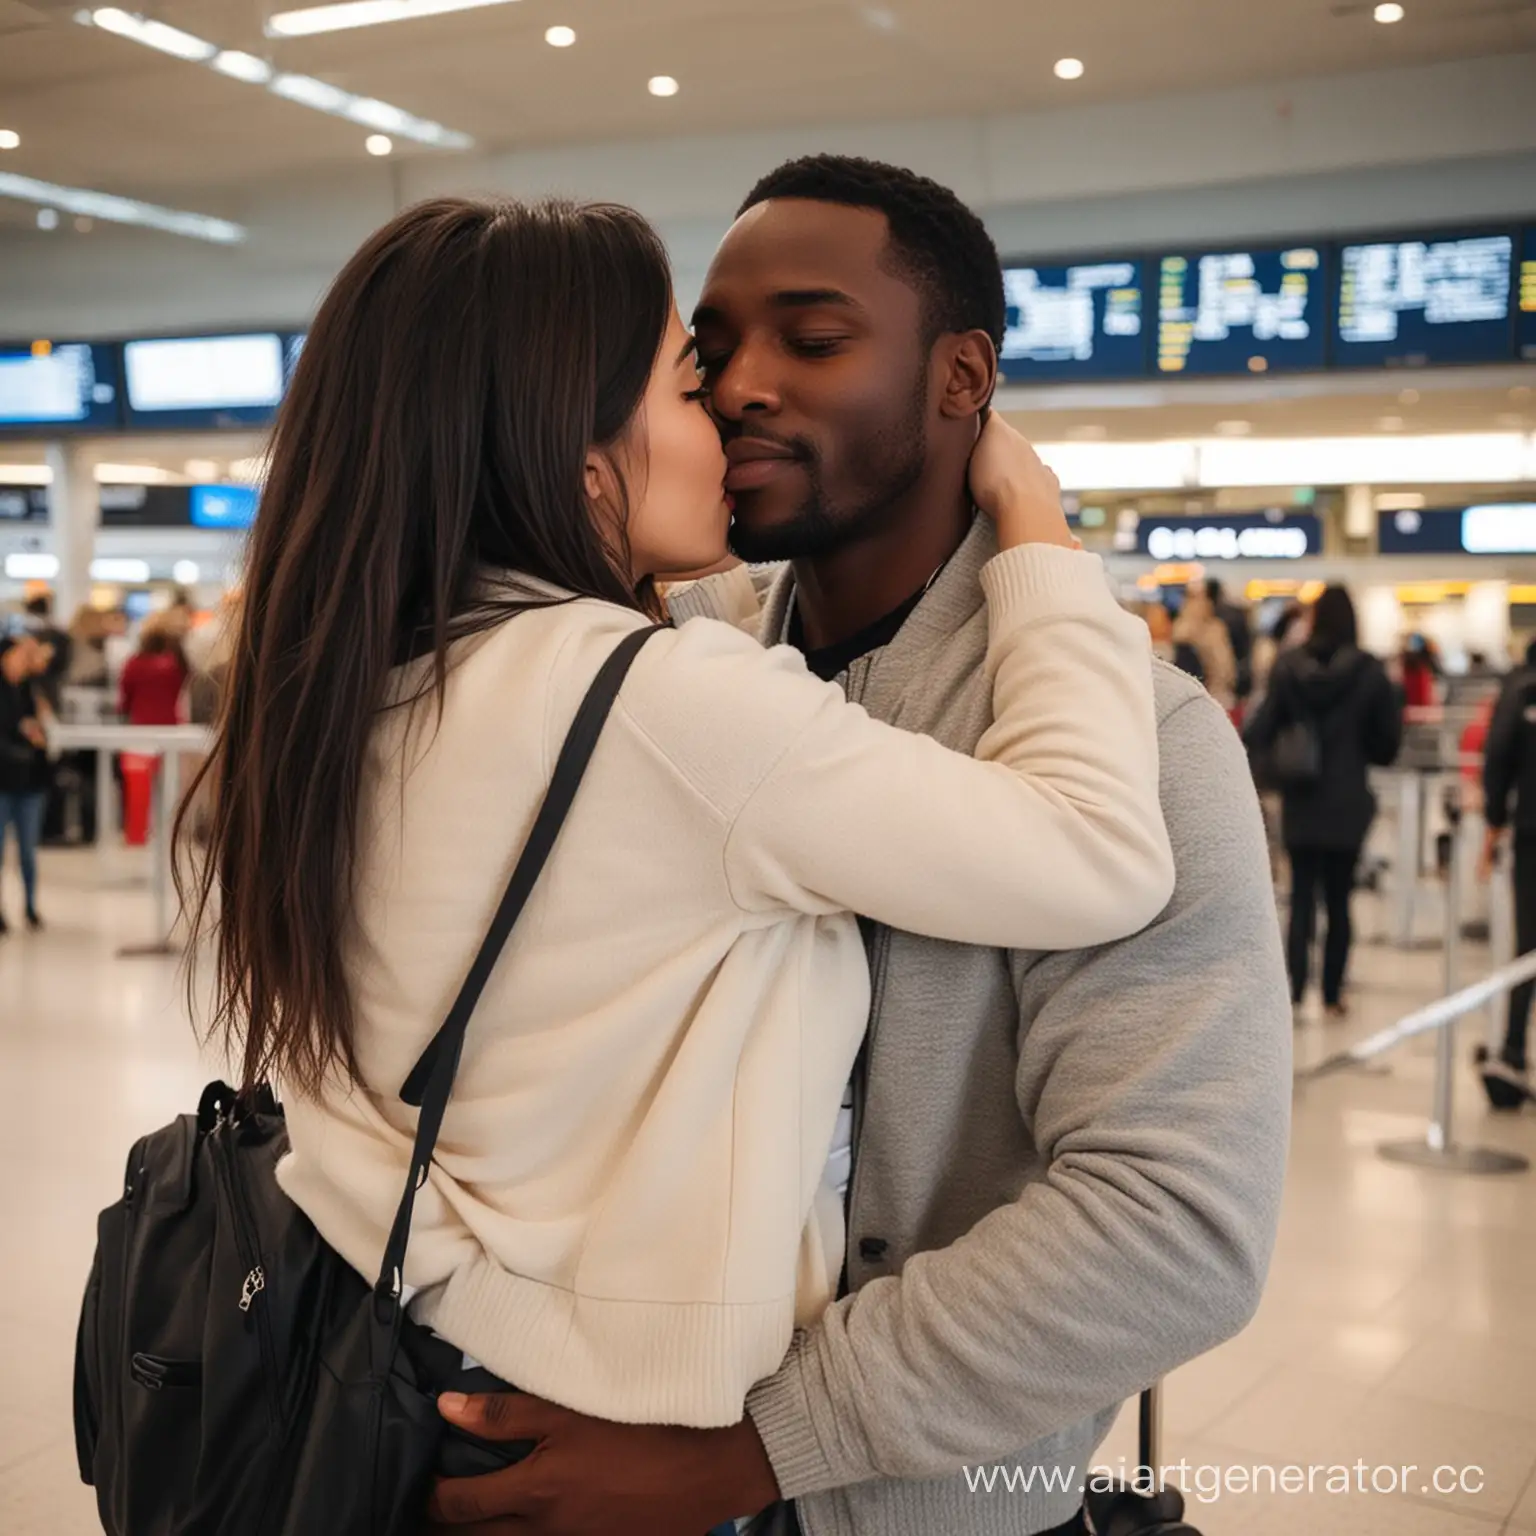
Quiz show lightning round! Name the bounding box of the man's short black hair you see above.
[738,154,1005,349]
[24,594,52,619]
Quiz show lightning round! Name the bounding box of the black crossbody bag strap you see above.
[372,623,663,1311]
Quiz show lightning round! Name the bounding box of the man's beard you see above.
[727,375,929,564]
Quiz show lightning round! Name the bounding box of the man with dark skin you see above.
[427,157,1289,1536]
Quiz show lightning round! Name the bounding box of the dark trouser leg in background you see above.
[1506,833,1536,1071]
[0,794,12,925]
[11,791,45,918]
[1286,845,1320,1003]
[1319,844,1362,1009]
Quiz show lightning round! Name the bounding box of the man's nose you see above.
[709,342,780,420]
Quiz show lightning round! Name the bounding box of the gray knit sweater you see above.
[671,517,1292,1536]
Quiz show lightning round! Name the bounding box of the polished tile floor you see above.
[4,848,1536,1535]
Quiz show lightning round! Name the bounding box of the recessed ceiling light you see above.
[74,215,93,232]
[266,0,520,37]
[1397,387,1420,405]
[84,8,217,61]
[648,74,680,97]
[861,5,898,29]
[1374,2,1404,21]
[1376,415,1405,431]
[365,133,394,156]
[1053,57,1084,81]
[544,24,575,46]
[174,560,202,585]
[212,50,273,84]
[0,130,19,151]
[1215,420,1252,436]
[184,459,219,480]
[1,170,243,243]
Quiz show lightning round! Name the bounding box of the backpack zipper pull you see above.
[239,1266,266,1313]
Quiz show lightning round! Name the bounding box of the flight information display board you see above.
[1334,232,1514,367]
[123,332,287,429]
[189,483,259,530]
[1379,505,1536,555]
[999,260,1146,380]
[0,341,120,432]
[1155,247,1326,375]
[1519,227,1536,361]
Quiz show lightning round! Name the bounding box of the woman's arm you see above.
[1364,664,1405,767]
[711,542,1172,952]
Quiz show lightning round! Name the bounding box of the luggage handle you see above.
[372,623,665,1317]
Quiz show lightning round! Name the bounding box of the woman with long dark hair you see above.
[180,197,1173,1443]
[1246,585,1402,1016]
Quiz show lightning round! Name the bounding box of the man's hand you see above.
[20,717,45,749]
[427,1391,780,1535]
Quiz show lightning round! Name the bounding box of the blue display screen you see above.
[1519,228,1536,362]
[189,483,260,530]
[1379,506,1536,555]
[1156,247,1327,376]
[123,332,287,429]
[0,341,120,431]
[999,260,1147,380]
[1334,232,1514,367]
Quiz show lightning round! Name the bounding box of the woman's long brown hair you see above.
[177,196,672,1095]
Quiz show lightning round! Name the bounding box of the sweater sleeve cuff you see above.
[664,565,761,629]
[978,543,1111,614]
[745,1333,841,1501]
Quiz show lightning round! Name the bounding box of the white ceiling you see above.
[3,0,1536,203]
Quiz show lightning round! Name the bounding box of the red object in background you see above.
[1461,697,1496,788]
[121,752,158,846]
[1401,658,1437,711]
[119,650,186,727]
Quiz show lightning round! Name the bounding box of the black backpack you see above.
[73,625,660,1536]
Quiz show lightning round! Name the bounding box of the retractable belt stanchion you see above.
[1311,809,1531,1175]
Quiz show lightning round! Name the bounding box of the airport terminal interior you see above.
[5,1,1536,1533]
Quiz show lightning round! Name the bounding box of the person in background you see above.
[1173,586,1238,711]
[0,634,53,933]
[67,604,111,689]
[1479,637,1536,1107]
[1252,600,1306,701]
[1143,601,1176,665]
[118,617,189,728]
[1399,633,1440,711]
[23,593,71,713]
[1204,576,1253,708]
[1246,586,1402,1018]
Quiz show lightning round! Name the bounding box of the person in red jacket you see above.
[119,622,188,726]
[117,621,189,844]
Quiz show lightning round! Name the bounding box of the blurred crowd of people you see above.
[1138,579,1533,1024]
[0,587,233,933]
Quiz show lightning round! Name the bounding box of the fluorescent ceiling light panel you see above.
[0,171,244,244]
[76,10,471,150]
[84,7,217,59]
[0,465,53,485]
[5,553,61,580]
[267,0,519,37]
[94,464,176,484]
[212,50,274,84]
[91,557,152,582]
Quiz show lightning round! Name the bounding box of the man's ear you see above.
[936,330,998,421]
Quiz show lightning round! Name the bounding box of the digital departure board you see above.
[1335,232,1514,367]
[1156,247,1327,375]
[123,332,287,429]
[1379,505,1536,555]
[1519,227,1536,361]
[999,260,1146,380]
[0,341,120,432]
[189,483,259,530]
